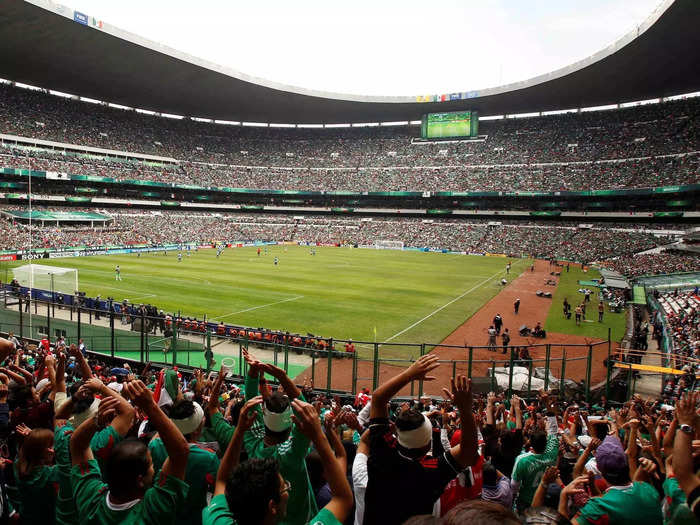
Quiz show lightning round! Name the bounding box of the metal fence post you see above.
[238,340,243,376]
[311,355,316,387]
[109,307,114,359]
[544,344,551,390]
[76,305,81,343]
[326,338,333,395]
[205,329,212,372]
[418,344,426,399]
[560,348,567,392]
[468,347,473,379]
[171,321,178,366]
[490,359,496,392]
[284,338,289,374]
[140,312,145,363]
[527,360,533,393]
[351,351,358,396]
[372,343,379,391]
[507,347,515,398]
[606,329,612,400]
[18,297,23,338]
[585,344,593,402]
[452,361,457,381]
[47,300,51,341]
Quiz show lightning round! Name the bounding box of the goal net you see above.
[12,264,79,296]
[374,240,404,250]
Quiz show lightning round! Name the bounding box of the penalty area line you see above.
[382,268,505,343]
[212,295,305,321]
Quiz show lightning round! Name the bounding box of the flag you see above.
[153,368,179,406]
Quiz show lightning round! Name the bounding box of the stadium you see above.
[0,0,699,523]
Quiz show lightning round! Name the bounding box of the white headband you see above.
[173,402,204,435]
[397,415,433,449]
[263,404,292,432]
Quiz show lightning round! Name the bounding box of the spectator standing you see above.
[501,329,510,355]
[363,355,478,525]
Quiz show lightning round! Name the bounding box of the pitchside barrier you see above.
[0,295,684,402]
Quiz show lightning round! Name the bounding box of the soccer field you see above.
[3,246,529,347]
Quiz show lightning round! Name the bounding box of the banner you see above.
[46,171,70,180]
[0,254,16,261]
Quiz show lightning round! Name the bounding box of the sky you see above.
[68,0,663,97]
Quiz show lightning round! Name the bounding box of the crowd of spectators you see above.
[601,251,700,278]
[0,82,698,192]
[1,207,680,263]
[653,289,700,369]
[0,333,699,524]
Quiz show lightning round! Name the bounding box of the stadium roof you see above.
[1,0,699,124]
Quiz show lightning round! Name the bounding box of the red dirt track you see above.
[295,259,613,396]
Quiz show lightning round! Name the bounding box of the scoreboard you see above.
[421,111,479,139]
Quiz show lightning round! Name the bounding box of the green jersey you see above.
[149,438,220,525]
[663,477,696,525]
[201,494,342,525]
[71,459,189,524]
[13,463,60,524]
[210,410,236,450]
[53,422,122,525]
[511,433,559,508]
[54,423,80,524]
[244,375,317,525]
[577,482,662,525]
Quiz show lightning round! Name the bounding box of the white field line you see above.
[127,294,157,301]
[91,283,153,296]
[382,268,505,343]
[212,295,305,320]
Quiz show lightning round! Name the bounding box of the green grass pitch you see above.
[3,246,529,351]
[544,265,627,343]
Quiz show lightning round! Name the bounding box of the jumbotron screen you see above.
[421,111,479,139]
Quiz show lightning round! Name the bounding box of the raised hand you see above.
[406,354,440,382]
[237,396,263,432]
[84,377,106,393]
[15,423,31,437]
[96,396,120,427]
[122,380,155,410]
[561,475,589,498]
[291,398,323,440]
[676,391,698,427]
[542,466,559,485]
[242,349,262,376]
[587,437,601,451]
[449,375,473,413]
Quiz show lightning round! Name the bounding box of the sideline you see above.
[383,268,506,343]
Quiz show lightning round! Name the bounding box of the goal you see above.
[374,240,404,250]
[12,264,79,295]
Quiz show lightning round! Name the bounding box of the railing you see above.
[0,292,628,402]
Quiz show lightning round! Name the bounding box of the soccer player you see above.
[178,252,183,262]
[257,247,261,257]
[274,256,279,266]
[115,265,122,281]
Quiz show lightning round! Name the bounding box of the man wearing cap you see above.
[363,354,478,525]
[148,398,219,525]
[562,432,663,524]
